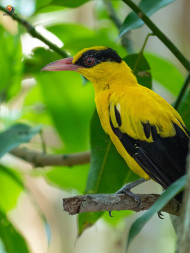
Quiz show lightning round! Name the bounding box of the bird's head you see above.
[42,46,136,91]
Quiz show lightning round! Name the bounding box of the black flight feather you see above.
[109,112,189,202]
[142,121,151,139]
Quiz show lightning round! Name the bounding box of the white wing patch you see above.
[116,103,121,114]
[109,102,122,128]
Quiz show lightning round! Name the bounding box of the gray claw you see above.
[157,211,164,219]
[117,188,141,207]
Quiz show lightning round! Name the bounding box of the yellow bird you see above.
[42,46,189,202]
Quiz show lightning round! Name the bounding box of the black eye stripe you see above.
[74,48,122,68]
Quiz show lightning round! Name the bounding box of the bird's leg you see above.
[116,178,148,206]
[109,178,148,217]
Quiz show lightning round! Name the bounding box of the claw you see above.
[117,188,141,207]
[176,202,181,213]
[157,211,164,219]
[116,178,147,207]
[109,179,147,217]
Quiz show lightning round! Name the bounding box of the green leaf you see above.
[124,53,152,89]
[78,110,139,235]
[0,26,22,101]
[145,53,184,96]
[127,175,186,249]
[0,210,29,253]
[0,124,41,158]
[51,0,89,8]
[0,165,24,212]
[120,0,175,37]
[35,5,65,14]
[35,52,96,192]
[178,89,190,131]
[0,166,52,249]
[45,164,89,193]
[35,0,52,10]
[0,166,51,248]
[23,48,60,75]
[103,210,133,226]
[47,24,126,56]
[78,212,103,236]
[37,71,94,192]
[36,0,89,11]
[37,71,94,152]
[23,84,52,125]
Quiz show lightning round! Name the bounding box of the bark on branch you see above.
[63,193,180,216]
[10,148,90,167]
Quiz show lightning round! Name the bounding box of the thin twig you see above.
[133,32,154,73]
[39,130,47,154]
[122,0,190,71]
[0,5,68,58]
[10,147,90,167]
[103,0,134,53]
[63,193,180,216]
[103,0,122,28]
[174,72,190,110]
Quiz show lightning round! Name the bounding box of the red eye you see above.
[84,57,95,66]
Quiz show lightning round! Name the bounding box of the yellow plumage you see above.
[73,47,188,181]
[43,46,189,194]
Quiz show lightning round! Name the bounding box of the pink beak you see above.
[41,57,79,72]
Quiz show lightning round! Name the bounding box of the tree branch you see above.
[174,72,190,110]
[0,5,68,58]
[10,148,90,167]
[103,0,122,28]
[63,193,180,216]
[122,0,190,71]
[103,0,134,53]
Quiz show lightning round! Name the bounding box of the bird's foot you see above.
[116,178,147,207]
[176,201,181,213]
[157,199,181,219]
[108,178,147,217]
[116,185,141,207]
[157,211,164,219]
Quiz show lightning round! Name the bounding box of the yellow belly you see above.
[95,89,150,180]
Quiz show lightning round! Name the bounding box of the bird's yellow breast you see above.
[94,88,150,179]
[94,82,185,180]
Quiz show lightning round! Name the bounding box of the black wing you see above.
[110,105,189,190]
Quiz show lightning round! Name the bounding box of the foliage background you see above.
[0,0,189,253]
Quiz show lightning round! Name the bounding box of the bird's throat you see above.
[77,61,138,93]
